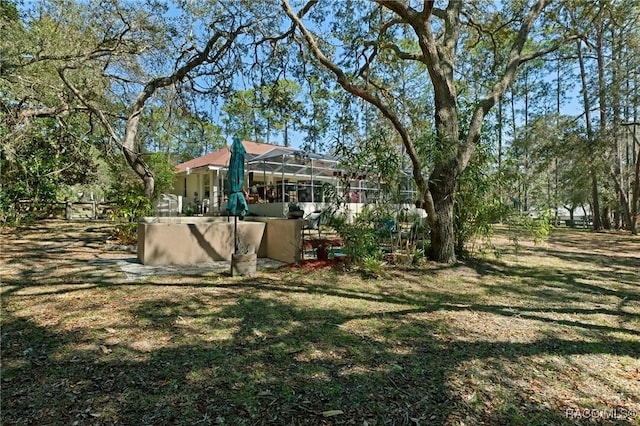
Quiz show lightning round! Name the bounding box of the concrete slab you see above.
[89,257,285,281]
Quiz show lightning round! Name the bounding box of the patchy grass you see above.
[1,220,639,425]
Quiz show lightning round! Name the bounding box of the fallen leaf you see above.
[322,410,344,417]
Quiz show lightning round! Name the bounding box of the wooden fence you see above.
[15,201,116,220]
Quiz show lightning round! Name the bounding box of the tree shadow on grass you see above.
[464,256,640,303]
[3,288,639,425]
[1,220,123,298]
[199,276,640,338]
[3,222,640,424]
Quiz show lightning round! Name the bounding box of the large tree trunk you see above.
[603,205,612,230]
[628,122,640,234]
[123,113,155,200]
[429,174,456,263]
[611,171,632,230]
[427,96,460,262]
[123,150,154,199]
[595,22,609,232]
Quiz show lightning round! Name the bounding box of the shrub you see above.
[329,212,383,262]
[360,255,385,278]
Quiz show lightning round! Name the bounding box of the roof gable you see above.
[175,140,283,173]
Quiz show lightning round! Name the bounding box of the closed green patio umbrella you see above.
[226,137,248,253]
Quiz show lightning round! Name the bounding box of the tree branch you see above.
[518,35,581,63]
[255,0,317,45]
[458,0,551,174]
[17,104,70,121]
[376,0,452,103]
[379,17,406,35]
[375,0,424,29]
[282,0,436,220]
[56,68,122,148]
[379,42,424,61]
[374,16,426,62]
[56,21,248,197]
[431,7,445,20]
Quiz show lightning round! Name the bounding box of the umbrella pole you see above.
[234,215,238,254]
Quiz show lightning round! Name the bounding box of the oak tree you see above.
[282,0,579,262]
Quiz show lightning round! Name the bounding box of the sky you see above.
[17,0,589,152]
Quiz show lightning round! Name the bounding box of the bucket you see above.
[231,253,257,276]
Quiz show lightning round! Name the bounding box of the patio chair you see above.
[303,210,323,238]
[376,218,397,236]
[375,218,399,250]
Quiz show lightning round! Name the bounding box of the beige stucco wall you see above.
[245,217,304,264]
[138,217,265,266]
[138,216,303,266]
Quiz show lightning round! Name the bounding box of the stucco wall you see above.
[138,216,303,266]
[245,217,304,264]
[138,217,265,266]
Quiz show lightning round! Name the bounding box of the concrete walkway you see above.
[88,257,285,281]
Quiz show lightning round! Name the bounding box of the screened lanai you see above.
[246,149,340,204]
[243,147,420,219]
[173,140,421,218]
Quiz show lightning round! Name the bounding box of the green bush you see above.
[411,247,426,265]
[329,212,379,257]
[111,223,139,245]
[105,156,155,243]
[106,187,151,244]
[453,136,510,256]
[0,120,98,225]
[360,255,385,278]
[507,210,552,251]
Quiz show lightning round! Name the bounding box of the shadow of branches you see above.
[1,221,639,425]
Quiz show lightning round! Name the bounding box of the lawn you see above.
[1,220,639,425]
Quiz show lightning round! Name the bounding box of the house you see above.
[172,140,421,219]
[174,141,340,216]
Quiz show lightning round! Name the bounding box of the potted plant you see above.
[316,239,329,261]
